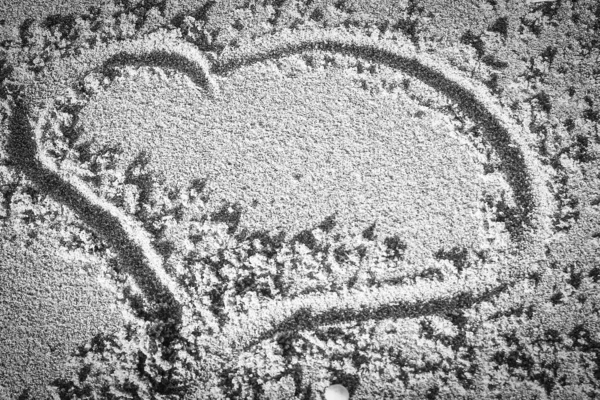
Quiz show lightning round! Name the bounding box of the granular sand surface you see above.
[0,1,599,399]
[78,56,484,252]
[0,225,122,398]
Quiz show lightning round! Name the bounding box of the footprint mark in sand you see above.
[9,28,552,346]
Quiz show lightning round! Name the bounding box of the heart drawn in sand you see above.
[12,27,553,350]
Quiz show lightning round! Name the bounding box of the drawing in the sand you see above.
[9,26,552,370]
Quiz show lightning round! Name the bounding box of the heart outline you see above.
[8,27,553,343]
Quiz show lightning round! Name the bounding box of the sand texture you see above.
[0,1,599,399]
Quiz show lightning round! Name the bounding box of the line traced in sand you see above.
[10,28,553,332]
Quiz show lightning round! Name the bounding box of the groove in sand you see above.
[12,28,552,336]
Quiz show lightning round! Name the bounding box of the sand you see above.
[0,0,599,399]
[78,52,485,253]
[0,224,123,398]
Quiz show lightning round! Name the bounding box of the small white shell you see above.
[324,384,350,400]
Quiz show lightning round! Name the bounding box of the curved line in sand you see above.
[212,29,553,241]
[12,32,216,323]
[21,31,218,104]
[221,266,515,350]
[13,29,552,333]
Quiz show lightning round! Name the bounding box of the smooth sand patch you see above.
[0,224,123,399]
[78,55,486,258]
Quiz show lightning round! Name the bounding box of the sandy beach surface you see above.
[1,0,599,399]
